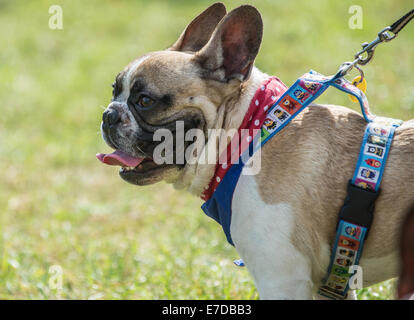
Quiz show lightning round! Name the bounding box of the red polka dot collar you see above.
[201,76,288,201]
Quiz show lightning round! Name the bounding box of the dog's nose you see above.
[103,109,120,126]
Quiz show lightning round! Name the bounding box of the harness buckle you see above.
[337,180,380,238]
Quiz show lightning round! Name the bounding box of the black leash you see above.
[390,8,414,34]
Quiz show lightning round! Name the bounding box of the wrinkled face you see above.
[97,3,263,186]
[100,51,220,185]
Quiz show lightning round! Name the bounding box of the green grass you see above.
[0,0,413,299]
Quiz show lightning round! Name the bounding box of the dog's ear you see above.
[169,2,226,52]
[194,5,263,82]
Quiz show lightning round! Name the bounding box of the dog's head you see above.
[97,3,263,187]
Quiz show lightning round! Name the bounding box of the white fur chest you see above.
[230,168,314,299]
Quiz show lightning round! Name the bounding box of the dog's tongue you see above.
[96,150,144,167]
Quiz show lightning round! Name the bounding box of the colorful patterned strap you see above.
[318,220,368,299]
[259,71,330,146]
[352,120,401,192]
[259,70,377,149]
[318,106,402,299]
[231,70,380,267]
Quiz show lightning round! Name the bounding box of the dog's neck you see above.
[174,67,269,196]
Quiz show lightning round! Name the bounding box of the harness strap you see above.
[318,111,402,300]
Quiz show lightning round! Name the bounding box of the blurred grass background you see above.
[0,0,413,299]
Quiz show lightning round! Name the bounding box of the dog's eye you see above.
[138,95,155,108]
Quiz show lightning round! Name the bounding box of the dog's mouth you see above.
[96,149,145,168]
[97,107,206,185]
[96,150,172,185]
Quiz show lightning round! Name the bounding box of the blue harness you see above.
[318,116,401,299]
[201,70,402,298]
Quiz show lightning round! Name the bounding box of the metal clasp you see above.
[354,27,397,65]
[335,26,397,78]
[335,61,365,82]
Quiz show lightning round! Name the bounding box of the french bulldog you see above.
[97,3,414,299]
